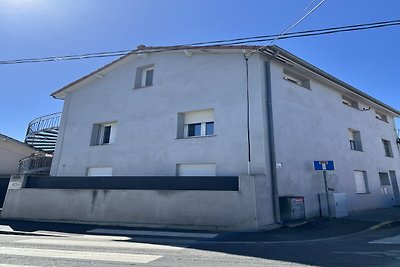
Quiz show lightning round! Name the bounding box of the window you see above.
[379,172,391,195]
[342,95,359,109]
[382,139,393,157]
[283,69,310,89]
[375,111,388,122]
[134,64,154,88]
[177,109,215,138]
[177,163,216,176]
[348,129,363,151]
[87,167,113,176]
[90,122,117,146]
[354,170,369,194]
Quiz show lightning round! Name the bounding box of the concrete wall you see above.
[51,51,269,177]
[269,59,400,216]
[1,175,274,231]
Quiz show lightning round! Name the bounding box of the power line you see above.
[1,19,400,65]
[263,0,325,47]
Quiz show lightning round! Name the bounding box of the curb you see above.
[196,218,400,245]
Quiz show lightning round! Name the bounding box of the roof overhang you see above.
[50,44,400,117]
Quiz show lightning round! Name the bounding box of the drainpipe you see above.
[265,60,281,224]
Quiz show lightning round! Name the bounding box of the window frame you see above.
[283,69,311,90]
[178,109,215,139]
[90,122,117,146]
[382,139,393,157]
[134,64,154,89]
[348,129,363,152]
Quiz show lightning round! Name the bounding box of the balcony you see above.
[18,153,53,174]
[25,112,61,153]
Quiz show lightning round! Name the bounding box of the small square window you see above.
[342,95,359,109]
[90,122,117,146]
[283,69,310,89]
[178,109,215,139]
[134,64,154,88]
[375,111,388,122]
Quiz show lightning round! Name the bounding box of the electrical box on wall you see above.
[319,193,348,218]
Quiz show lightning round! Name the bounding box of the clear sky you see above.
[1,0,399,141]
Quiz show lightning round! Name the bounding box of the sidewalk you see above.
[214,206,400,243]
[1,206,400,243]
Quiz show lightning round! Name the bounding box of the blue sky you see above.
[1,0,399,140]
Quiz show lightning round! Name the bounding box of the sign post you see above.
[313,160,334,220]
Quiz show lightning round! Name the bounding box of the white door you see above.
[87,167,113,176]
[177,164,216,176]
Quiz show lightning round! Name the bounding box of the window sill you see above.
[133,85,153,89]
[350,149,364,152]
[90,143,115,147]
[356,192,370,195]
[385,155,394,158]
[176,135,217,140]
[376,118,388,123]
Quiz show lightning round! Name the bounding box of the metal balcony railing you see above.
[25,112,61,153]
[18,154,53,174]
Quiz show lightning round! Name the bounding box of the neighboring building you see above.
[0,133,37,207]
[2,45,400,230]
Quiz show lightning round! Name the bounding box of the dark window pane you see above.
[102,126,111,144]
[206,122,214,135]
[188,123,201,137]
[145,69,153,86]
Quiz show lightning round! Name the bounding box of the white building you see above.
[2,45,400,231]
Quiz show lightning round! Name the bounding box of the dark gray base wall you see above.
[1,175,274,231]
[0,176,10,207]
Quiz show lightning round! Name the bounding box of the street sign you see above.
[313,160,334,171]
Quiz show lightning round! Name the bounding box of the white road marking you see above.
[0,225,14,232]
[369,234,400,244]
[15,238,184,250]
[86,228,218,238]
[0,264,40,267]
[0,247,162,264]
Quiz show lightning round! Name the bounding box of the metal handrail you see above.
[18,154,53,174]
[26,112,62,136]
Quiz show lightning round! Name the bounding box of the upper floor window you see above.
[382,139,393,157]
[177,109,215,138]
[283,69,310,89]
[90,122,117,146]
[375,111,388,122]
[134,64,154,88]
[348,129,363,151]
[342,95,359,110]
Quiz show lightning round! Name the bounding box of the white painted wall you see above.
[269,59,400,216]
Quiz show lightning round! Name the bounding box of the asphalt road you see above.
[1,224,400,266]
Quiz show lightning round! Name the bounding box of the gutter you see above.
[265,60,281,224]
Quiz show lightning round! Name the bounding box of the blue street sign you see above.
[313,161,334,171]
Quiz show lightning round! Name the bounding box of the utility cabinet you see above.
[319,193,348,218]
[279,196,305,222]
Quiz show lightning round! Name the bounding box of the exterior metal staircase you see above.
[25,112,61,153]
